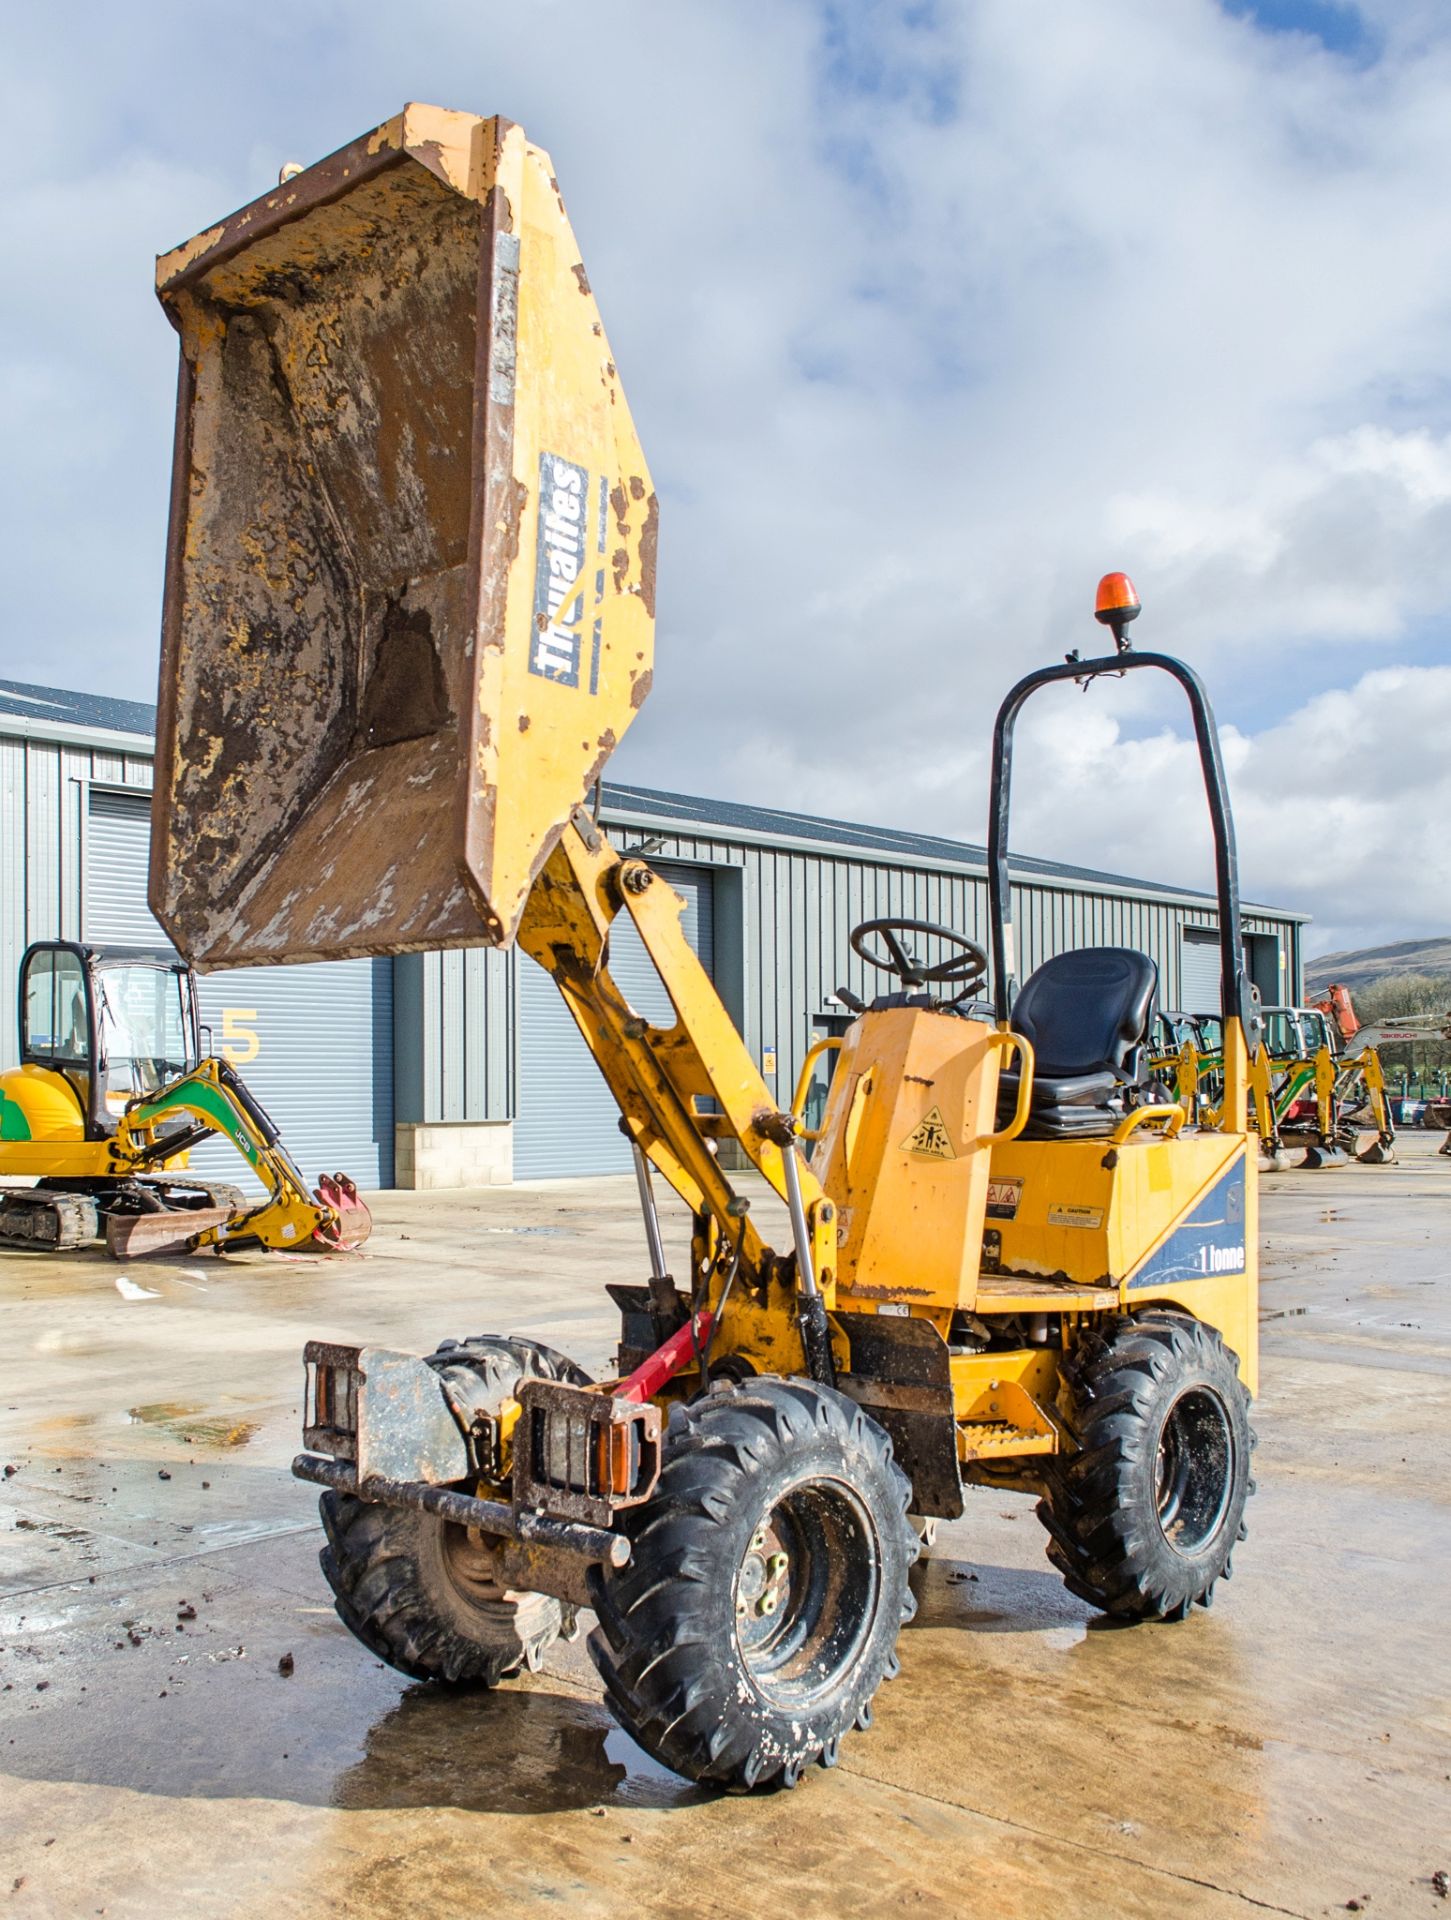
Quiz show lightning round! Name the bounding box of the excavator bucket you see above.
[149,105,656,968]
[311,1174,373,1251]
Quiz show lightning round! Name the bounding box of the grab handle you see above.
[1109,1104,1186,1144]
[970,1029,1036,1150]
[790,1037,843,1144]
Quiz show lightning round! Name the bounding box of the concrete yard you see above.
[1,1139,1448,1919]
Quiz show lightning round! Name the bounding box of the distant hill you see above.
[1305,937,1451,994]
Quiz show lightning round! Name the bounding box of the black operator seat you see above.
[996,947,1159,1141]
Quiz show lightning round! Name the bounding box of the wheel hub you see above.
[731,1480,880,1708]
[1155,1386,1234,1556]
[439,1521,510,1605]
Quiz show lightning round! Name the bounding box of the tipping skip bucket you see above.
[150,105,656,968]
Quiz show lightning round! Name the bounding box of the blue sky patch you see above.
[1223,1,1380,63]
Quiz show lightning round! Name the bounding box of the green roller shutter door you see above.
[513,863,715,1178]
[84,789,394,1190]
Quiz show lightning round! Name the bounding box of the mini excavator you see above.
[146,106,1264,1791]
[0,941,370,1254]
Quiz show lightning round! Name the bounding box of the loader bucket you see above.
[149,105,656,968]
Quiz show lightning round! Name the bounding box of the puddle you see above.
[330,1684,701,1815]
[124,1404,259,1449]
[477,1226,574,1238]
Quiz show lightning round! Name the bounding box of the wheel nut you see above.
[757,1592,778,1616]
[768,1552,788,1576]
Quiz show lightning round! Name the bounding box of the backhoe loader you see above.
[0,941,370,1254]
[147,106,1262,1791]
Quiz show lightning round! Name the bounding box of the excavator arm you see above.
[116,1058,370,1252]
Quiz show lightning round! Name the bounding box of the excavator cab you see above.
[16,942,200,1141]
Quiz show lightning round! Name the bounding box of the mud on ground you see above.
[2,1138,1449,1918]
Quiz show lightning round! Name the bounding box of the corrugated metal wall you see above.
[513,864,716,1177]
[3,720,1305,1185]
[0,736,154,1072]
[392,807,1300,1140]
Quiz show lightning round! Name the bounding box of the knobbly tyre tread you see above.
[587,1376,917,1792]
[1036,1309,1255,1622]
[318,1334,589,1687]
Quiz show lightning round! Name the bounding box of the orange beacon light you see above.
[1094,571,1141,650]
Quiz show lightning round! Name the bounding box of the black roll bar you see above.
[986,650,1261,1047]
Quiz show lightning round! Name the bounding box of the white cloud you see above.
[2,1,1449,953]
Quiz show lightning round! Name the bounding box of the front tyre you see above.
[319,1334,589,1685]
[1037,1311,1253,1622]
[589,1378,917,1791]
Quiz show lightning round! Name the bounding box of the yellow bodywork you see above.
[809,1008,1026,1311]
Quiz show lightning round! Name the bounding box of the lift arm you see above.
[517,816,837,1338]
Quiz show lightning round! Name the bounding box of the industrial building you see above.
[1,679,1306,1190]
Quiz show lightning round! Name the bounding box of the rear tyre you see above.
[589,1377,917,1790]
[319,1334,589,1686]
[1037,1311,1253,1622]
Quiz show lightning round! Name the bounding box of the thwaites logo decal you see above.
[986,1177,1023,1221]
[530,452,608,689]
[1129,1161,1247,1290]
[900,1106,955,1160]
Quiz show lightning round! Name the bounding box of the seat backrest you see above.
[1010,947,1159,1077]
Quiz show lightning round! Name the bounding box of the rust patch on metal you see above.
[638,493,659,618]
[629,669,653,710]
[518,714,531,732]
[502,474,528,567]
[628,476,645,501]
[612,546,630,592]
[609,482,628,534]
[571,262,591,295]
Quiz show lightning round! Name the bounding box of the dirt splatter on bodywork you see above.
[151,104,656,969]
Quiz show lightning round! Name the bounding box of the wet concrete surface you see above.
[2,1139,1449,1917]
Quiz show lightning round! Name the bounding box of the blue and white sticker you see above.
[1128,1160,1247,1289]
[530,452,606,690]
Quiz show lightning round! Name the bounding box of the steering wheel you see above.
[848,917,989,1007]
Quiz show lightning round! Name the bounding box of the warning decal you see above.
[1048,1203,1104,1229]
[900,1106,956,1160]
[986,1177,1023,1220]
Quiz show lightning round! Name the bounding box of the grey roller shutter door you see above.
[83,790,393,1190]
[513,864,715,1178]
[1179,929,1221,1014]
[85,791,170,945]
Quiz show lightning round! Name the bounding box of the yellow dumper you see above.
[150,106,1262,1790]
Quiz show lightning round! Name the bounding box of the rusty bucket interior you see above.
[150,105,656,971]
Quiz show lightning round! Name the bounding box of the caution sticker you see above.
[1048,1204,1104,1229]
[986,1177,1023,1220]
[901,1106,956,1160]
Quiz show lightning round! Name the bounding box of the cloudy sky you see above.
[4,0,1450,955]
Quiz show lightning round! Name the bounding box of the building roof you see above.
[603,780,1207,901]
[0,679,157,738]
[0,678,1304,921]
